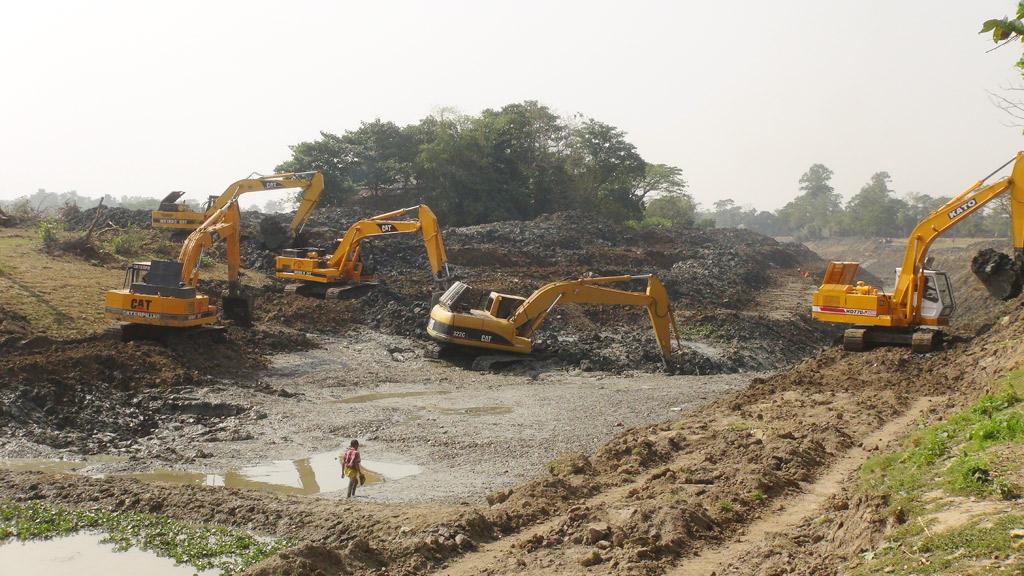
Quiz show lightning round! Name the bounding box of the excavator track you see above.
[842,327,940,353]
[281,281,379,299]
[842,328,866,352]
[325,282,378,300]
[119,323,225,344]
[910,330,938,353]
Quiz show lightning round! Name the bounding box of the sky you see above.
[0,1,1022,212]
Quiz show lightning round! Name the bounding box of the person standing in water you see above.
[342,439,362,498]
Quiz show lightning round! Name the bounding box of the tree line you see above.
[700,165,1010,240]
[275,101,692,227]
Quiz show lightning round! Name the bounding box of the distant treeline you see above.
[0,189,164,213]
[699,165,1010,239]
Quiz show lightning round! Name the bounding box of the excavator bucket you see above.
[643,275,676,363]
[221,290,254,326]
[158,190,187,211]
[820,261,859,287]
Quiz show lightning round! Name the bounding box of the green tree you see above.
[343,119,418,193]
[644,194,696,228]
[842,172,907,237]
[566,119,647,222]
[275,132,356,205]
[776,164,843,239]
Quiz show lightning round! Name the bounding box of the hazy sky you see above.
[1,1,1022,211]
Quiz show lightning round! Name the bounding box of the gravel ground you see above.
[17,328,749,504]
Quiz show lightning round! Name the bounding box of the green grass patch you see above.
[107,226,147,257]
[860,377,1024,512]
[0,500,293,575]
[854,370,1024,574]
[858,514,1024,575]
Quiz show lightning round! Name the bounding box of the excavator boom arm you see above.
[325,205,450,282]
[177,192,242,288]
[206,171,324,233]
[891,152,1024,318]
[510,275,678,361]
[288,172,325,235]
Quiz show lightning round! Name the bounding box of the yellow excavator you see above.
[812,152,1024,352]
[427,274,680,363]
[274,204,451,298]
[106,188,253,341]
[151,172,324,234]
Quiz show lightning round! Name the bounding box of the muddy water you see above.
[0,458,87,474]
[0,450,422,497]
[0,532,216,576]
[127,449,422,496]
[429,405,514,416]
[335,390,450,403]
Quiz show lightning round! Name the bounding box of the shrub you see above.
[37,219,64,250]
[108,227,147,257]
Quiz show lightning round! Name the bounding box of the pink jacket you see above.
[343,448,360,468]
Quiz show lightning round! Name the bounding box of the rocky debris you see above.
[63,205,151,231]
[243,210,832,374]
[971,248,1024,300]
[0,325,312,453]
[578,549,604,566]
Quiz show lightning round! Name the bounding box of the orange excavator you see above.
[427,274,680,364]
[105,188,252,341]
[812,152,1024,352]
[274,204,451,298]
[152,172,324,234]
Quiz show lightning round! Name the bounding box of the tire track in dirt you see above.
[435,452,707,576]
[667,395,939,576]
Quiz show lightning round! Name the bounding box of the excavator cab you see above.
[893,268,955,321]
[484,293,526,320]
[120,262,151,289]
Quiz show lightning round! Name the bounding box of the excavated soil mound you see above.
[0,326,312,453]
[245,210,834,374]
[63,206,151,231]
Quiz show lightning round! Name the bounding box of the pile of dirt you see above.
[0,326,313,454]
[242,210,834,374]
[63,205,151,231]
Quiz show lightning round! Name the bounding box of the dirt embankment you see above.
[0,325,312,455]
[4,297,1020,576]
[254,210,836,374]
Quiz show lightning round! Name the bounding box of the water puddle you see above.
[430,405,513,416]
[0,532,215,576]
[335,390,449,404]
[0,459,87,474]
[128,449,422,496]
